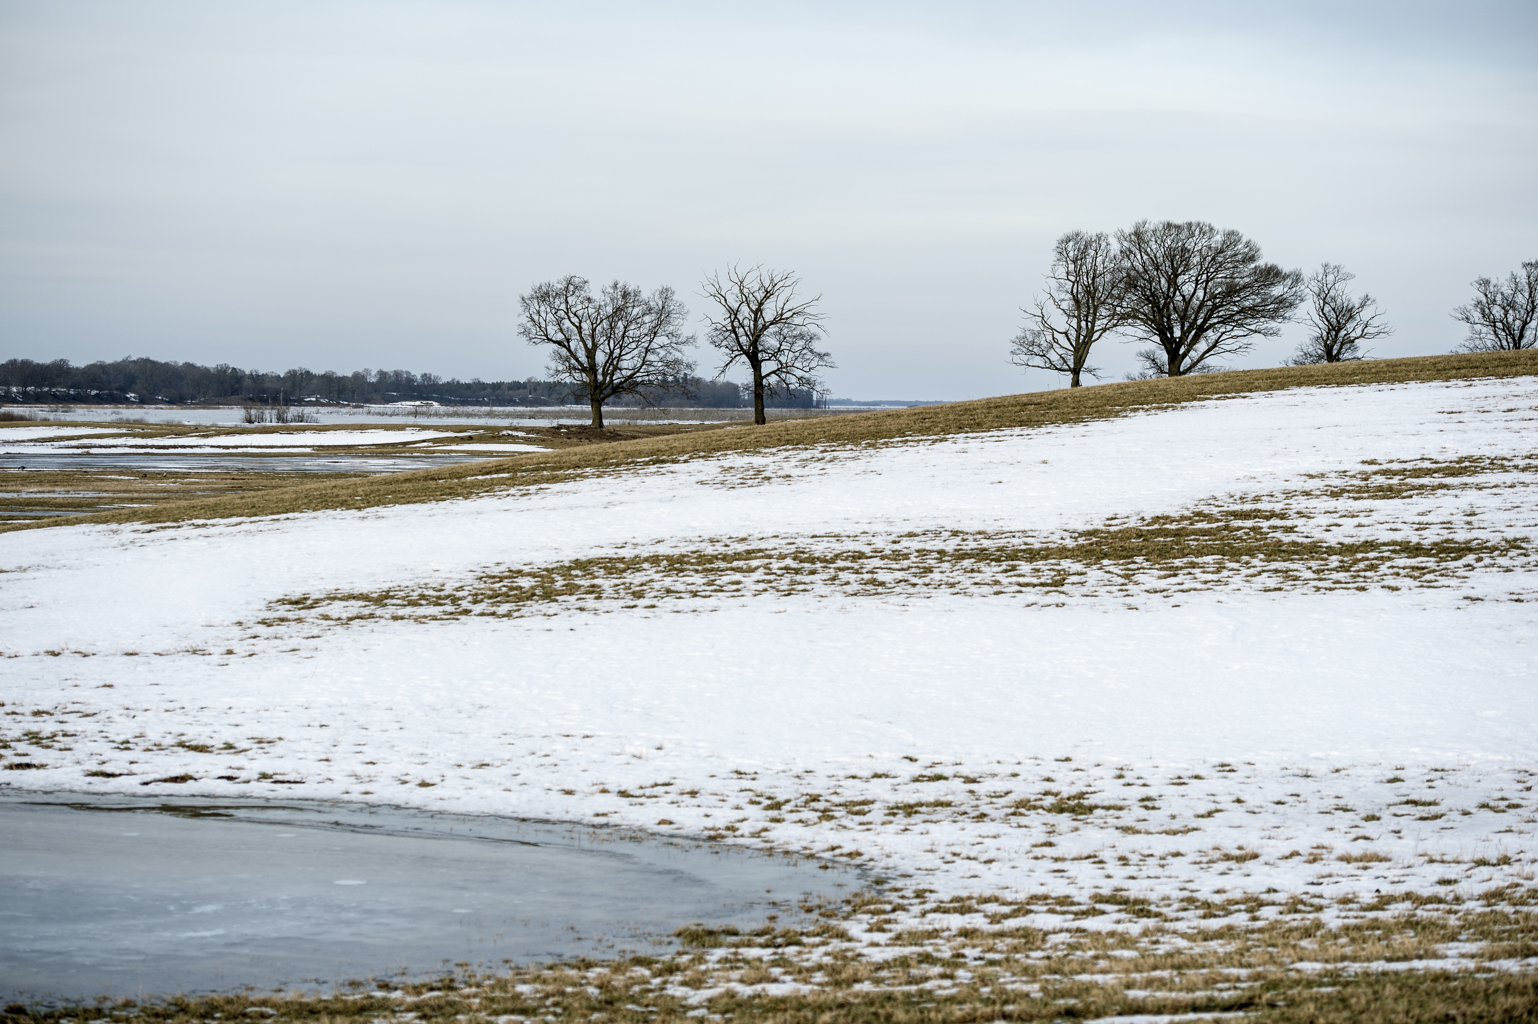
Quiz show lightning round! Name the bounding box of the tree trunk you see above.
[751,362,766,425]
[590,397,604,429]
[1069,369,1081,388]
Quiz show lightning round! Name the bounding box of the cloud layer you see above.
[2,1,1534,397]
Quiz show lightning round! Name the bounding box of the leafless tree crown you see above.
[517,275,694,428]
[1288,263,1392,365]
[1116,220,1304,377]
[1009,230,1126,388]
[1453,260,1538,353]
[701,264,833,425]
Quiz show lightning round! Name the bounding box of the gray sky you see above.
[2,1,1534,398]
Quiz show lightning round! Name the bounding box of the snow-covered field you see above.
[3,377,1535,940]
[0,427,463,453]
[0,425,123,444]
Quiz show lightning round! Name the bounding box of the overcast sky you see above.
[2,1,1534,398]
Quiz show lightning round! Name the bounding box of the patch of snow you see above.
[435,443,550,452]
[5,428,457,451]
[0,426,122,441]
[1082,1008,1248,1014]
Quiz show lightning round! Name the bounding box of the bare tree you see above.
[1288,263,1392,364]
[701,264,833,425]
[1009,230,1126,388]
[1116,220,1305,377]
[1453,260,1538,352]
[517,276,694,428]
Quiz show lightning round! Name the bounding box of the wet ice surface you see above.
[0,794,859,1003]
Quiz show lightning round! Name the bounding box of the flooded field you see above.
[0,421,555,522]
[3,404,872,428]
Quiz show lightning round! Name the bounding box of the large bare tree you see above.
[518,276,694,428]
[1453,259,1538,352]
[701,264,833,425]
[1116,220,1304,377]
[1288,263,1392,364]
[1009,230,1126,388]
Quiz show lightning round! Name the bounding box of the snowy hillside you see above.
[3,375,1535,941]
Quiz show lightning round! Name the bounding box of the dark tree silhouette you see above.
[1288,263,1392,364]
[1116,220,1304,377]
[518,276,694,428]
[1453,260,1538,352]
[701,265,833,425]
[1010,230,1126,388]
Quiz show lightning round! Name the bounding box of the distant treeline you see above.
[0,356,823,408]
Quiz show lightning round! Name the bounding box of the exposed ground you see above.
[2,352,1536,1020]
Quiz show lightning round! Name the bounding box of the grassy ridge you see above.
[3,351,1534,535]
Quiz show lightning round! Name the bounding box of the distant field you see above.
[4,402,880,427]
[0,420,724,525]
[4,350,1533,533]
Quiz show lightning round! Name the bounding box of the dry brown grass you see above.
[0,467,368,522]
[268,512,1531,624]
[3,351,1534,536]
[7,902,1535,1022]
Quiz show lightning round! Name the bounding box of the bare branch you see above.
[701,264,833,425]
[1288,263,1392,365]
[1009,230,1125,388]
[517,276,695,428]
[1453,260,1538,352]
[1115,220,1304,376]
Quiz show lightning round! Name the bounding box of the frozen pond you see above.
[0,794,861,1004]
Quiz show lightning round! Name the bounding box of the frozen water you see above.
[0,794,857,1003]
